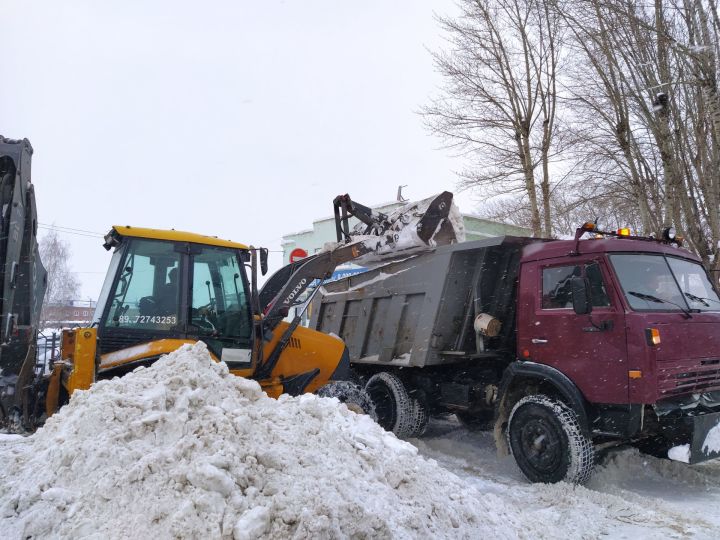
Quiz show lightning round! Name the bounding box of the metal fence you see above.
[35,330,61,377]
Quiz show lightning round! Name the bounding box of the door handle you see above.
[531,338,548,344]
[582,320,614,332]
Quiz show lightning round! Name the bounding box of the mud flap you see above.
[688,412,720,464]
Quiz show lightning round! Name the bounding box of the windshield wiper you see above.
[628,291,663,303]
[628,291,694,318]
[683,292,720,308]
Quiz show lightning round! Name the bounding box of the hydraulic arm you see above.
[0,137,47,426]
[257,191,462,376]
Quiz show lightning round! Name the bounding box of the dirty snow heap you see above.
[0,343,531,539]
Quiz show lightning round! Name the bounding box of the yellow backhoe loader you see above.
[26,224,382,428]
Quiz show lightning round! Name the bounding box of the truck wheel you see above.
[507,394,595,484]
[365,372,428,438]
[456,410,494,432]
[316,381,376,419]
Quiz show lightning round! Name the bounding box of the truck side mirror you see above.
[571,276,592,315]
[260,248,269,276]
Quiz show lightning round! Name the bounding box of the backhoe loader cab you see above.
[95,226,255,373]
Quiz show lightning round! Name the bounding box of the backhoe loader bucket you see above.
[332,191,465,264]
[260,191,465,321]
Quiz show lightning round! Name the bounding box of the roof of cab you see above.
[520,236,700,263]
[111,225,249,250]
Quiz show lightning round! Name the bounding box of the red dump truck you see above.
[310,223,720,484]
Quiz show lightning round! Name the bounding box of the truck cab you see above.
[515,231,720,468]
[519,235,720,406]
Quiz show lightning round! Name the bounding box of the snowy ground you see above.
[411,418,720,539]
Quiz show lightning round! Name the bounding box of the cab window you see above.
[104,239,181,330]
[667,257,720,311]
[543,265,579,309]
[190,247,252,341]
[610,253,720,312]
[542,262,610,309]
[610,254,686,311]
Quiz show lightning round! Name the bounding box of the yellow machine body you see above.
[258,321,346,398]
[45,328,98,417]
[98,339,201,373]
[61,328,98,393]
[47,324,344,412]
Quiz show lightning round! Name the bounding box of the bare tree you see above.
[557,0,664,234]
[558,0,720,275]
[424,0,564,237]
[39,230,81,325]
[428,0,720,276]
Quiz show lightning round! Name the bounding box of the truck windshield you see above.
[609,253,720,312]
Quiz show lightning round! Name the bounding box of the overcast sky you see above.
[2,0,475,299]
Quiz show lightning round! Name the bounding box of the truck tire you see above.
[365,372,428,438]
[507,394,595,484]
[316,381,376,419]
[456,410,494,432]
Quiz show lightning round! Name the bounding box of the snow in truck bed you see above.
[2,342,720,539]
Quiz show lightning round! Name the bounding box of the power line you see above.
[38,226,100,239]
[38,222,105,235]
[38,224,104,239]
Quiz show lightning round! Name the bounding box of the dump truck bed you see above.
[309,236,534,367]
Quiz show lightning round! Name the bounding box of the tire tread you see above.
[366,372,427,437]
[508,394,595,484]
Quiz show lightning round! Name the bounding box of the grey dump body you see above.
[310,236,533,367]
[0,137,47,422]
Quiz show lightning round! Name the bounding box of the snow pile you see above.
[0,343,532,539]
[703,423,720,454]
[668,444,691,463]
[375,193,466,253]
[325,192,466,267]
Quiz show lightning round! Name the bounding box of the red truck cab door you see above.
[517,258,629,404]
